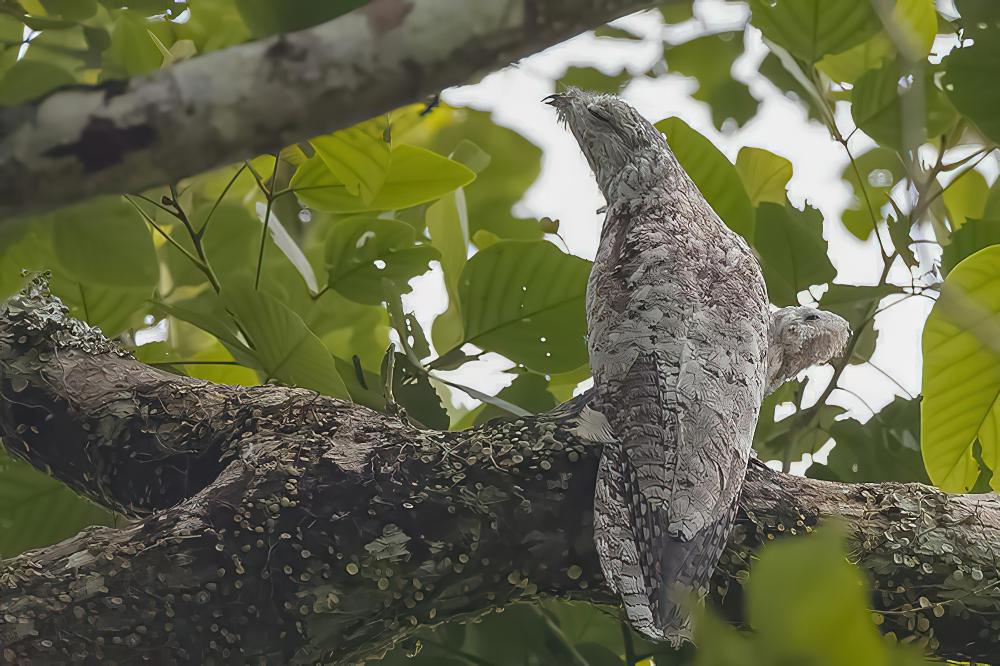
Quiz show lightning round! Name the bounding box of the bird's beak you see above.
[543,92,567,108]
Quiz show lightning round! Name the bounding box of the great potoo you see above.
[548,88,846,644]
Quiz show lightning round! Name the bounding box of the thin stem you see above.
[199,163,248,238]
[254,155,281,290]
[124,195,207,272]
[166,185,223,294]
[621,620,639,666]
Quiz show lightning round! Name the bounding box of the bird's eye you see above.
[588,105,610,122]
[805,314,820,321]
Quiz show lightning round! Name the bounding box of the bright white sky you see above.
[412,1,1000,473]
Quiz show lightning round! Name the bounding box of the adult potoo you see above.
[547,88,770,643]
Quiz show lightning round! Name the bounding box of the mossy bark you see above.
[1,278,999,663]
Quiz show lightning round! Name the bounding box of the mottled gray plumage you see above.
[548,88,847,644]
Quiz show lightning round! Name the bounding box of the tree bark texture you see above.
[1,279,1000,664]
[0,0,659,220]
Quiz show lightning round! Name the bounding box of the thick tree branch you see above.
[1,280,999,663]
[0,0,656,219]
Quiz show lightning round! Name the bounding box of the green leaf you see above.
[665,32,759,129]
[458,240,590,373]
[324,217,439,305]
[40,0,98,20]
[942,218,1000,276]
[818,0,938,82]
[809,398,929,484]
[747,528,887,663]
[424,108,542,240]
[851,60,957,151]
[310,116,391,204]
[107,10,165,75]
[747,0,881,64]
[0,451,114,558]
[943,168,988,231]
[735,147,793,207]
[222,283,350,399]
[942,36,1000,143]
[382,352,449,430]
[557,65,629,94]
[0,59,75,105]
[51,196,159,288]
[234,0,366,36]
[840,147,905,240]
[292,144,475,213]
[754,203,835,306]
[921,245,1000,492]
[654,117,755,240]
[52,278,152,337]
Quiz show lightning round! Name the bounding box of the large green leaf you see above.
[754,203,835,306]
[458,240,590,374]
[324,217,439,305]
[292,144,475,213]
[470,372,557,426]
[921,246,1000,491]
[51,196,159,288]
[851,60,957,151]
[747,529,888,664]
[557,65,629,94]
[654,117,754,240]
[222,284,350,399]
[735,147,793,207]
[818,0,938,82]
[0,451,114,558]
[943,36,1000,143]
[747,0,882,64]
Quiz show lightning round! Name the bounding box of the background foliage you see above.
[0,0,998,663]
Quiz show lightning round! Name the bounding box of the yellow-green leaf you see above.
[921,245,1000,492]
[735,147,793,207]
[943,169,989,231]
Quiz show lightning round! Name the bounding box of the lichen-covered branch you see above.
[1,281,1000,663]
[0,0,657,220]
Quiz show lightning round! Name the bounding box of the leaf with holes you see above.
[840,147,905,240]
[457,240,591,373]
[325,217,439,306]
[922,245,1000,492]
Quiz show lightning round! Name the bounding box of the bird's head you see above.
[545,87,668,200]
[768,307,851,392]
